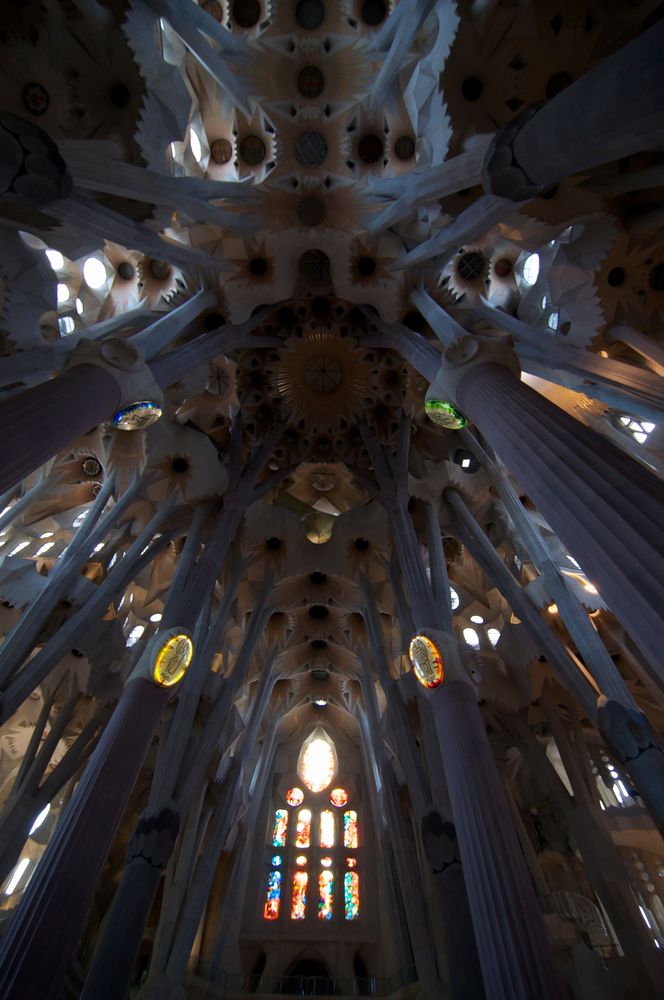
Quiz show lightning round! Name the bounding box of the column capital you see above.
[63,337,164,428]
[481,104,547,201]
[597,696,664,766]
[425,336,519,426]
[125,806,180,869]
[0,112,72,206]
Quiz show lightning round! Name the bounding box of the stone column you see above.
[430,679,565,1000]
[482,19,664,200]
[0,365,120,495]
[454,362,664,685]
[0,678,169,1000]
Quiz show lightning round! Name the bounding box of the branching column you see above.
[454,363,664,695]
[360,423,563,1000]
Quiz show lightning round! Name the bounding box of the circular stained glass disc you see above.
[330,788,348,807]
[424,399,467,430]
[408,635,444,689]
[286,787,304,807]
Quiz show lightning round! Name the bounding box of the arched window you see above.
[262,732,361,924]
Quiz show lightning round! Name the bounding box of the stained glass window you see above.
[346,856,357,869]
[295,808,312,848]
[272,809,288,847]
[330,788,348,807]
[296,854,307,866]
[318,870,333,920]
[291,870,308,919]
[286,787,304,807]
[271,854,282,866]
[344,871,359,919]
[298,728,337,793]
[343,810,358,848]
[320,809,335,848]
[264,870,281,920]
[321,856,332,868]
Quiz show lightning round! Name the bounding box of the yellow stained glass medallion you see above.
[408,635,444,689]
[152,633,194,687]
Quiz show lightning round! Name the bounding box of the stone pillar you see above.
[430,679,564,1000]
[0,678,169,1000]
[80,806,180,1000]
[482,19,664,199]
[421,811,485,1000]
[597,697,664,843]
[0,365,120,495]
[454,362,664,685]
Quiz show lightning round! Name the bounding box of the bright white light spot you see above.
[299,732,337,793]
[599,800,605,810]
[633,431,648,444]
[470,614,484,624]
[463,627,480,649]
[93,543,105,552]
[449,586,459,611]
[45,250,64,270]
[29,803,50,835]
[83,257,107,290]
[126,624,145,648]
[487,627,501,646]
[189,127,203,163]
[75,297,84,315]
[40,531,54,539]
[149,613,162,622]
[8,540,30,556]
[548,603,558,614]
[58,316,75,336]
[639,905,652,929]
[522,253,540,285]
[540,294,548,309]
[618,780,629,798]
[35,541,55,556]
[5,858,30,895]
[314,698,328,707]
[461,457,471,469]
[641,422,656,434]
[547,311,559,331]
[584,582,598,595]
[72,510,89,528]
[57,283,70,304]
[567,555,580,568]
[613,782,623,804]
[619,416,631,426]
[108,553,118,568]
[170,142,178,160]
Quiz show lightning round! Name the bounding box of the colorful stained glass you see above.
[295,808,312,848]
[321,856,332,867]
[296,855,307,866]
[330,787,348,807]
[291,870,308,919]
[343,810,358,848]
[286,786,304,807]
[272,809,288,847]
[320,809,335,848]
[344,871,359,920]
[318,870,333,920]
[346,857,357,869]
[298,728,337,793]
[408,635,444,689]
[271,854,282,866]
[264,870,281,920]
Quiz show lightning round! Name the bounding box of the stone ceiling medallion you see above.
[274,327,371,432]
